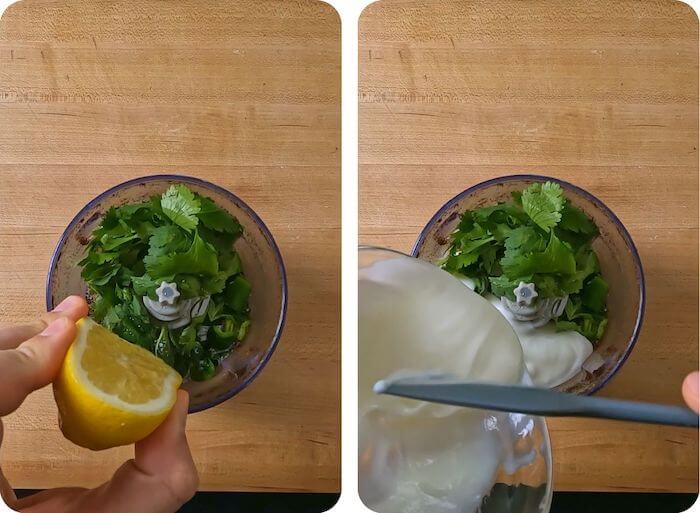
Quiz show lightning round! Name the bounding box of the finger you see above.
[12,487,87,512]
[135,391,193,473]
[0,420,19,508]
[21,392,197,513]
[0,317,76,417]
[134,390,198,504]
[0,296,88,350]
[682,371,700,414]
[0,469,17,511]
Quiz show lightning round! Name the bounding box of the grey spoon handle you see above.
[375,379,699,428]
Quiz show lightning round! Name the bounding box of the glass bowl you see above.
[359,247,552,513]
[412,175,645,395]
[46,174,288,413]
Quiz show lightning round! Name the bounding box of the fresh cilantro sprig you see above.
[79,184,251,380]
[441,181,608,342]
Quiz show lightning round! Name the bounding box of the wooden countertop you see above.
[360,0,698,493]
[0,0,340,493]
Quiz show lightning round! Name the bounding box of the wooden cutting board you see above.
[0,0,340,493]
[360,0,698,493]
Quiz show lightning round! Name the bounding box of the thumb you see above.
[0,317,76,416]
[682,372,700,414]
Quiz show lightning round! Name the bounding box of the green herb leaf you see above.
[559,202,598,235]
[581,275,609,313]
[501,232,576,278]
[521,182,565,231]
[79,184,249,379]
[441,180,609,343]
[147,225,188,257]
[225,275,251,313]
[160,185,201,232]
[145,230,219,279]
[198,197,243,235]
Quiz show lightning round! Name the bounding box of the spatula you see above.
[374,376,699,428]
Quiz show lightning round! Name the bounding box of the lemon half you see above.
[54,318,182,450]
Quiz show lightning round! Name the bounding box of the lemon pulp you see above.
[54,318,182,450]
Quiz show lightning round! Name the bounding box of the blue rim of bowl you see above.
[45,174,288,413]
[410,174,646,395]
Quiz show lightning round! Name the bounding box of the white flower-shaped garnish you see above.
[513,281,538,307]
[155,281,181,306]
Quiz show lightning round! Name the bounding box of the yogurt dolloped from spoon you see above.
[460,277,593,388]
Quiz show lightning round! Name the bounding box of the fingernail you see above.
[53,296,80,313]
[41,318,68,337]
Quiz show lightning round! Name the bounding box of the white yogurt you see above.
[460,278,593,388]
[359,256,527,512]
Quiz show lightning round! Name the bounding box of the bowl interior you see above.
[413,176,644,395]
[47,176,286,412]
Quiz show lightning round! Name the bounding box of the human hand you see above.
[0,296,198,513]
[682,371,699,414]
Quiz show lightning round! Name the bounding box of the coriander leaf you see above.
[489,275,521,299]
[504,226,545,253]
[501,232,576,277]
[470,275,489,295]
[479,245,500,275]
[564,296,581,318]
[207,298,225,322]
[81,262,120,286]
[100,232,139,251]
[91,295,113,322]
[102,305,122,330]
[472,204,528,241]
[581,275,609,313]
[198,225,239,254]
[206,252,242,295]
[532,274,563,298]
[82,252,119,265]
[225,275,251,313]
[197,196,243,235]
[559,202,598,235]
[559,248,599,294]
[176,274,203,298]
[555,320,580,332]
[147,225,188,257]
[458,235,495,254]
[116,202,151,220]
[177,325,199,354]
[160,184,201,232]
[131,274,165,297]
[521,181,565,231]
[145,230,219,278]
[442,252,480,273]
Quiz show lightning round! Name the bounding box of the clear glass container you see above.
[359,246,552,513]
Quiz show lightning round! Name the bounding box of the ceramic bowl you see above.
[412,175,645,395]
[46,175,287,412]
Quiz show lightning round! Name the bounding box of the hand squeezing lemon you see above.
[53,318,182,450]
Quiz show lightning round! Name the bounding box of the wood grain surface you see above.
[0,0,340,493]
[360,0,699,493]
